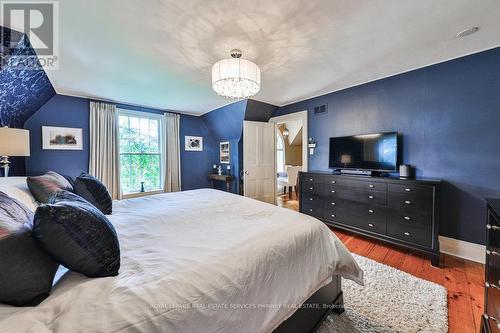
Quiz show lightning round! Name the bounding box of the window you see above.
[276,129,285,173]
[118,110,163,195]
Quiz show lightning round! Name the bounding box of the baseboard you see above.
[439,236,485,264]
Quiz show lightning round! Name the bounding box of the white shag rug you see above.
[318,254,448,333]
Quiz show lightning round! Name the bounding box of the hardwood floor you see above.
[281,202,485,333]
[277,193,299,211]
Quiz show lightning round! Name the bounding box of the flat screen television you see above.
[329,132,398,172]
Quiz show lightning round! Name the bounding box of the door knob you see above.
[244,171,249,175]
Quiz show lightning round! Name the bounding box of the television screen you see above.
[329,132,398,171]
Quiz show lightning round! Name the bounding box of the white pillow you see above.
[0,177,39,212]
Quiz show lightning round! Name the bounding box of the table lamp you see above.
[0,127,30,177]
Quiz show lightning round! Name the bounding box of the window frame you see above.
[117,109,165,198]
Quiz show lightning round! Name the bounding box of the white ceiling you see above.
[7,0,500,115]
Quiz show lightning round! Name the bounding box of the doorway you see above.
[269,111,308,211]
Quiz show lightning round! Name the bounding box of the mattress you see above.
[0,189,363,333]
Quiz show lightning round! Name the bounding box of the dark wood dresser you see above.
[482,199,500,333]
[299,172,441,266]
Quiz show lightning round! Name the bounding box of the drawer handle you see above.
[484,314,500,327]
[487,249,500,256]
[309,178,313,181]
[486,282,500,290]
[309,198,313,201]
[369,184,374,188]
[368,195,374,199]
[368,209,374,213]
[331,180,336,184]
[368,223,374,227]
[331,214,336,218]
[331,190,336,193]
[309,209,314,212]
[331,202,336,206]
[309,187,313,190]
[487,224,500,231]
[404,200,411,205]
[405,188,411,192]
[404,232,411,236]
[404,216,411,221]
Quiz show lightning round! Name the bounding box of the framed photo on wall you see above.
[42,126,83,150]
[220,141,230,164]
[185,136,203,151]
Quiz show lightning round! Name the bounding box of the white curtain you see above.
[89,101,122,200]
[163,112,181,192]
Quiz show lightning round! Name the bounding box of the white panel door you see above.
[243,121,276,204]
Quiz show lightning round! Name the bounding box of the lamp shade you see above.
[0,127,30,156]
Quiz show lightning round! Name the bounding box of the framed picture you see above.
[185,136,203,151]
[42,126,83,150]
[220,141,230,164]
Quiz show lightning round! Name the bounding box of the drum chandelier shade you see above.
[212,49,261,99]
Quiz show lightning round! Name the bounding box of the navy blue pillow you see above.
[33,191,120,278]
[73,173,112,215]
[0,191,59,306]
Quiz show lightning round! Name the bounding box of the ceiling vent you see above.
[313,104,328,115]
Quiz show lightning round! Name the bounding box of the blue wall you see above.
[274,47,500,245]
[1,26,56,175]
[180,114,215,190]
[24,94,215,191]
[202,100,247,193]
[25,95,89,177]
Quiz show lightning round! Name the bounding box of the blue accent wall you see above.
[1,26,56,175]
[274,47,500,245]
[202,100,247,193]
[24,94,215,191]
[24,95,89,177]
[180,114,215,190]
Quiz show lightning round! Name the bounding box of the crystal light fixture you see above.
[212,49,261,99]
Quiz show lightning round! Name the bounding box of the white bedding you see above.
[0,189,362,333]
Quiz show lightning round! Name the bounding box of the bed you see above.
[0,181,363,333]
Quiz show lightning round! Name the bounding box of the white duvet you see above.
[0,189,362,333]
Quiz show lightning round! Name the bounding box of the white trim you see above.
[269,110,308,173]
[123,190,164,199]
[439,236,485,264]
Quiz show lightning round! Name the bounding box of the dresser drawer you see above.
[487,222,500,250]
[483,315,500,333]
[389,209,433,228]
[387,222,432,247]
[323,177,341,186]
[388,193,433,213]
[303,183,322,195]
[301,203,323,219]
[485,282,500,322]
[301,193,323,207]
[302,175,323,185]
[325,186,386,205]
[335,178,387,191]
[487,250,500,286]
[349,214,387,234]
[323,210,353,225]
[388,183,434,196]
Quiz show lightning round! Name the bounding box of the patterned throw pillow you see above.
[27,171,74,204]
[0,191,59,306]
[73,173,113,215]
[33,190,120,278]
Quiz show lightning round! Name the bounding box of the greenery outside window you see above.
[118,110,164,196]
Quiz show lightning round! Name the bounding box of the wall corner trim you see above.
[439,236,485,264]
